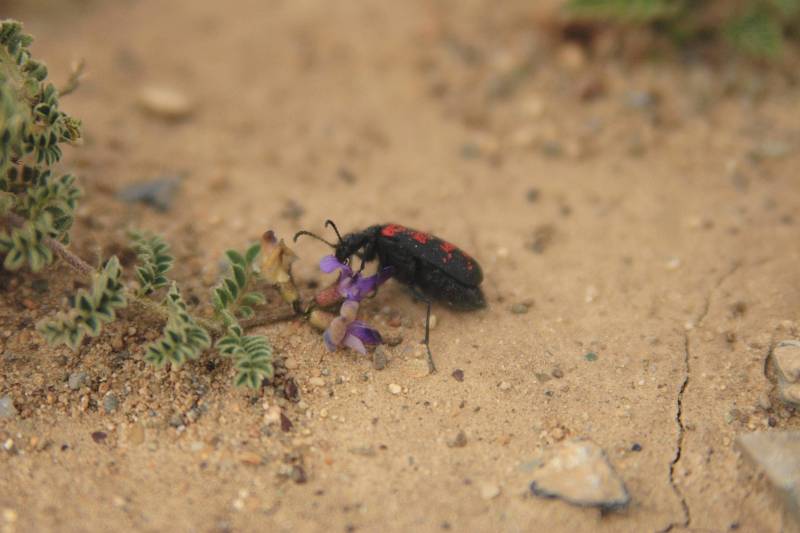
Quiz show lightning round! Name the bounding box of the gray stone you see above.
[737,431,800,524]
[168,413,184,428]
[117,175,182,212]
[775,341,800,382]
[0,396,17,419]
[529,439,630,511]
[68,371,88,391]
[373,346,388,371]
[773,341,800,407]
[447,430,468,448]
[510,303,529,314]
[103,393,119,413]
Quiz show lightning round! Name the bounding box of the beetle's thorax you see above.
[335,226,382,263]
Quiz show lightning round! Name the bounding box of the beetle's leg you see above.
[411,287,436,374]
[357,241,377,274]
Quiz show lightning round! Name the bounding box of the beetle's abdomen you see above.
[417,265,486,310]
[379,224,483,287]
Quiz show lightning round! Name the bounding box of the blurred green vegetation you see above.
[567,0,800,58]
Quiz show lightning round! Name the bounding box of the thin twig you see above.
[240,305,302,329]
[4,212,94,276]
[58,59,85,97]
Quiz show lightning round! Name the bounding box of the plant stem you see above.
[1,213,301,336]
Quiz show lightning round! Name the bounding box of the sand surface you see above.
[2,1,799,531]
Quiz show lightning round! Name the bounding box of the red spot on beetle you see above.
[440,242,456,253]
[381,224,406,237]
[411,231,429,244]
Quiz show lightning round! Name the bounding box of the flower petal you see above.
[343,333,367,354]
[350,267,393,300]
[320,255,344,273]
[348,321,383,346]
[322,330,337,352]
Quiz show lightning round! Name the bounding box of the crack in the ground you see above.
[657,262,740,533]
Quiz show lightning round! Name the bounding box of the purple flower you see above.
[319,255,392,302]
[323,300,382,354]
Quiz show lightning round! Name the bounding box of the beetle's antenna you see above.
[324,219,344,244]
[293,230,336,248]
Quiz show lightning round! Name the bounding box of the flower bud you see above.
[315,282,343,308]
[339,300,359,322]
[326,316,348,345]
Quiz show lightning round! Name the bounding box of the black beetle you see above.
[295,220,486,373]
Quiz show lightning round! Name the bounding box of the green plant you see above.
[0,20,299,388]
[217,325,274,388]
[130,231,173,296]
[38,256,127,348]
[212,244,265,325]
[566,0,800,58]
[144,283,211,367]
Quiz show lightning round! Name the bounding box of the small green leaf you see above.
[225,250,245,267]
[726,7,784,58]
[245,243,260,264]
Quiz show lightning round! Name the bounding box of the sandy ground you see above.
[2,1,800,532]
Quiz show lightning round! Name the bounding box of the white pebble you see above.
[388,383,402,395]
[480,483,501,500]
[138,86,193,119]
[499,381,512,391]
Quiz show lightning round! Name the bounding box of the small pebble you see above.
[91,431,107,443]
[388,383,402,395]
[349,446,377,457]
[510,303,529,314]
[0,396,17,419]
[264,405,282,425]
[429,314,438,330]
[385,335,403,347]
[584,352,598,362]
[447,430,468,448]
[551,368,564,379]
[284,358,299,370]
[309,377,326,387]
[2,509,17,523]
[238,451,262,465]
[138,86,193,119]
[499,381,512,391]
[451,369,464,382]
[103,393,119,413]
[68,371,88,391]
[480,483,501,500]
[280,413,293,432]
[373,347,388,371]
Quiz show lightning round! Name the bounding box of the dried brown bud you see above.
[308,310,335,331]
[261,230,297,285]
